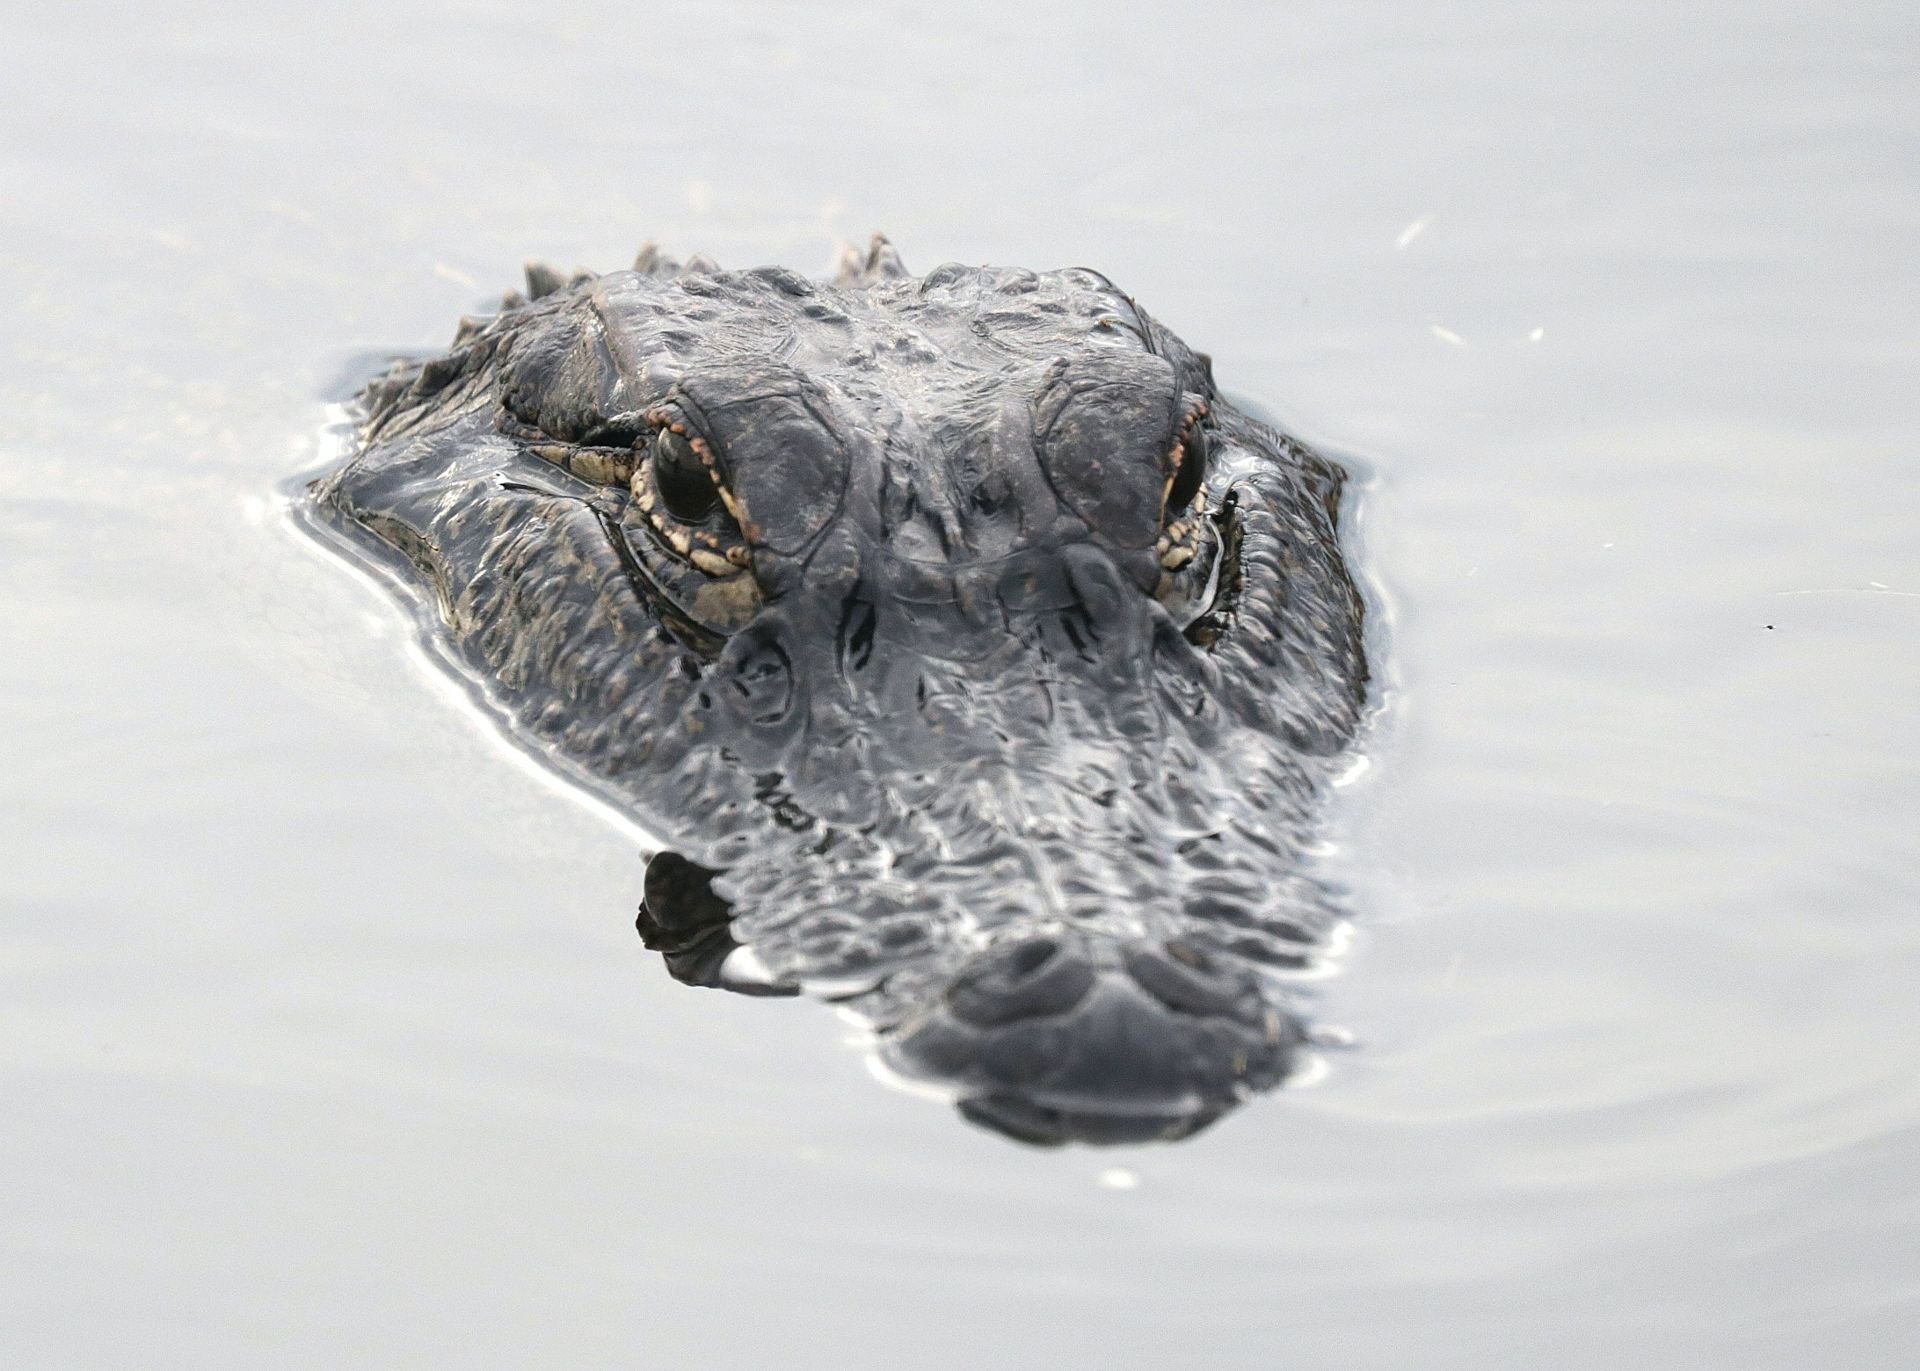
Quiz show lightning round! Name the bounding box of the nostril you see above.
[1125,941,1252,1017]
[1007,937,1060,978]
[945,937,1094,1027]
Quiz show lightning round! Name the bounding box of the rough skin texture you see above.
[310,236,1369,1145]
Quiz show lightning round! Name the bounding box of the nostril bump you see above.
[1126,941,1253,1017]
[944,937,1094,1027]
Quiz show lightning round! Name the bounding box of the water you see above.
[3,2,1916,1365]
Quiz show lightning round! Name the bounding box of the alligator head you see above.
[311,237,1369,1145]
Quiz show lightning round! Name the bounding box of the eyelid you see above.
[495,300,643,444]
[497,411,639,485]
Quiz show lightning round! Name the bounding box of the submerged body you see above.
[310,238,1369,1144]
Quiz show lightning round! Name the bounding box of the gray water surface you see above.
[3,3,1917,1367]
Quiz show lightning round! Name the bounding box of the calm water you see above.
[4,2,1916,1366]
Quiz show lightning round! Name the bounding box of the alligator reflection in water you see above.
[310,237,1370,1145]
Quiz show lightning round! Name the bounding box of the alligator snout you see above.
[945,930,1267,1026]
[882,926,1304,1145]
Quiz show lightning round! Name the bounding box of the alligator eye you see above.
[653,428,721,522]
[1165,421,1209,518]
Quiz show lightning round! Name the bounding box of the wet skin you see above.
[311,237,1369,1144]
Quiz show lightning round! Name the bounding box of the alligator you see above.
[307,235,1371,1145]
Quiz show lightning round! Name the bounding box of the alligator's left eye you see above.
[627,411,755,601]
[653,428,721,522]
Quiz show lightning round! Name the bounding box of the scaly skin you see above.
[310,237,1369,1145]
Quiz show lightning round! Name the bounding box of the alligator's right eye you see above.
[654,428,721,522]
[1164,409,1210,519]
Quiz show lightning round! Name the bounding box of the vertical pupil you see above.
[655,429,719,521]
